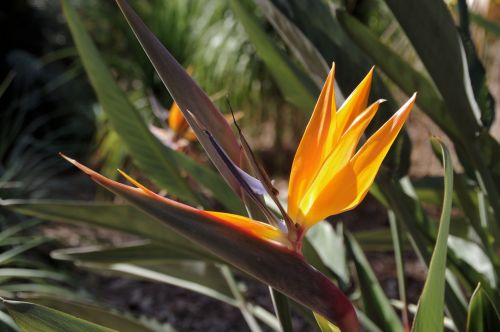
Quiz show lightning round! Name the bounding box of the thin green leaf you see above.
[83,262,235,306]
[411,138,454,331]
[269,288,293,332]
[0,238,47,266]
[51,241,200,264]
[345,232,402,332]
[21,295,172,332]
[466,283,500,332]
[470,13,500,36]
[307,222,349,286]
[0,310,20,332]
[3,299,115,332]
[388,211,409,329]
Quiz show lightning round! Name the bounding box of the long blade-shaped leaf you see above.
[65,158,359,331]
[4,299,115,332]
[466,283,500,332]
[411,139,453,331]
[0,200,212,260]
[20,296,163,332]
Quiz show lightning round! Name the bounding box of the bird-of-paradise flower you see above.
[64,63,415,330]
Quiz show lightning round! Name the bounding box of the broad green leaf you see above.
[336,10,459,141]
[4,299,115,332]
[63,0,245,213]
[0,200,212,260]
[383,0,479,138]
[66,159,359,331]
[411,139,453,332]
[384,0,500,214]
[0,268,71,284]
[0,310,20,332]
[345,232,402,332]
[307,222,349,286]
[229,0,317,111]
[21,295,172,332]
[466,283,500,332]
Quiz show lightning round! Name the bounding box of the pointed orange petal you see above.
[349,93,416,194]
[296,100,383,226]
[301,94,415,224]
[206,211,286,245]
[288,64,337,220]
[333,67,374,144]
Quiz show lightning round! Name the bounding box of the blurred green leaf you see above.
[20,295,168,332]
[470,12,500,36]
[345,232,402,332]
[64,0,245,213]
[229,0,317,111]
[62,0,200,204]
[457,0,495,128]
[0,309,19,332]
[307,222,349,286]
[1,200,212,260]
[384,0,480,138]
[412,139,453,332]
[253,0,330,87]
[4,299,115,332]
[336,10,459,140]
[466,283,500,332]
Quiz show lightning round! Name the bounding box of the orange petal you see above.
[349,94,416,192]
[168,101,189,134]
[297,100,383,226]
[333,67,374,144]
[302,94,415,224]
[288,64,337,220]
[206,211,286,245]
